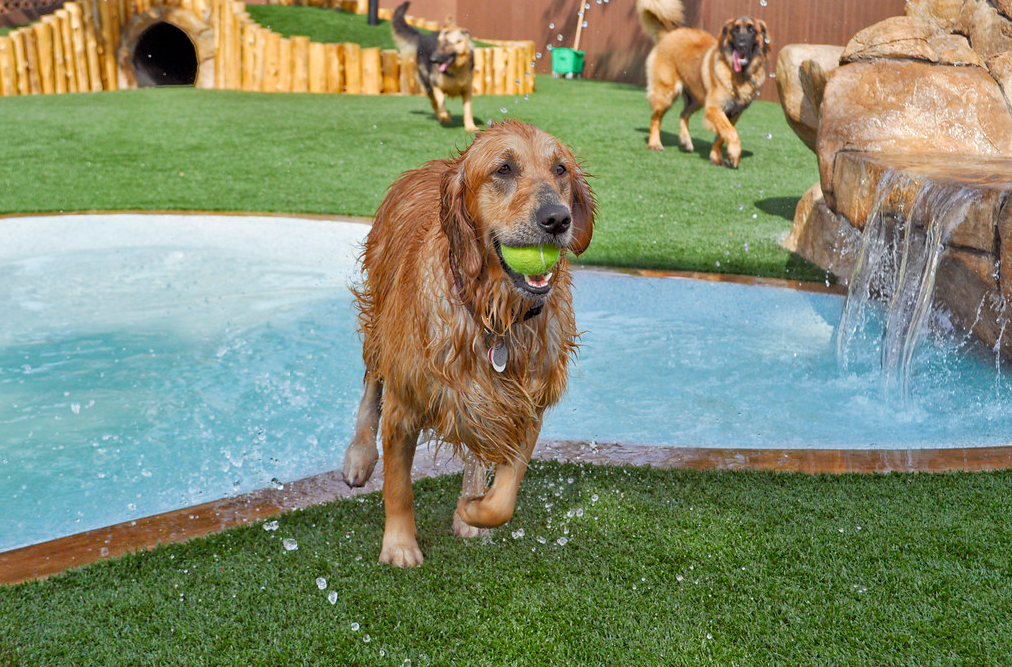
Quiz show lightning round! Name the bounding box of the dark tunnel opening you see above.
[131,21,198,87]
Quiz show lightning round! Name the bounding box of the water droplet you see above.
[351,622,360,631]
[71,403,81,414]
[556,536,568,546]
[676,575,684,581]
[557,34,564,41]
[582,20,588,27]
[270,477,284,490]
[738,203,744,211]
[499,107,508,114]
[535,51,542,59]
[575,508,584,517]
[511,528,525,539]
[316,577,327,590]
[127,503,137,511]
[263,520,279,531]
[590,493,599,503]
[327,590,338,604]
[706,633,714,640]
[764,132,772,140]
[363,634,371,643]
[549,22,555,29]
[759,0,767,5]
[282,538,298,551]
[536,536,547,544]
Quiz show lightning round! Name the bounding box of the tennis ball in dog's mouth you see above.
[499,244,560,276]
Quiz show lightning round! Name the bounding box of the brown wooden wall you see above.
[386,0,909,100]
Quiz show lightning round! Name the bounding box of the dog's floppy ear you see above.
[568,164,596,256]
[720,20,731,46]
[756,19,770,54]
[440,163,483,278]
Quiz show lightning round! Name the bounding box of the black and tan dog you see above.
[638,0,770,167]
[392,1,477,132]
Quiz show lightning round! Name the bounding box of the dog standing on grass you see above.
[341,120,594,566]
[392,1,478,132]
[638,0,770,167]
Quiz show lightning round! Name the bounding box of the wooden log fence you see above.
[0,0,535,97]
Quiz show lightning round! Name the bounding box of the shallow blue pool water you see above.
[2,214,1011,552]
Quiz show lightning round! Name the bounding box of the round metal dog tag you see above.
[488,341,508,373]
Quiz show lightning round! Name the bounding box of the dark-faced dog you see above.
[392,1,477,132]
[638,0,770,167]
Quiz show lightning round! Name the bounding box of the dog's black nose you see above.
[536,204,571,235]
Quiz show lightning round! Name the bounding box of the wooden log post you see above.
[241,22,255,91]
[291,35,309,92]
[278,37,292,91]
[342,42,361,94]
[483,47,494,94]
[66,3,91,92]
[308,41,325,93]
[32,22,55,95]
[524,41,535,93]
[471,48,485,96]
[55,8,78,93]
[504,45,517,95]
[229,5,244,89]
[97,0,119,90]
[263,29,280,92]
[0,36,15,96]
[380,48,398,93]
[492,47,506,95]
[11,30,34,95]
[360,46,380,94]
[43,16,67,94]
[252,26,266,91]
[399,51,416,94]
[325,42,343,92]
[79,0,104,91]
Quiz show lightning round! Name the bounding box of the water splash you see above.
[836,169,983,404]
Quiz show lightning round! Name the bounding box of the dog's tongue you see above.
[439,60,450,73]
[732,51,743,73]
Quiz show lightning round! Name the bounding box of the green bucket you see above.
[551,47,584,75]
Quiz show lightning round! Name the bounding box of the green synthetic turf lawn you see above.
[243,4,492,48]
[3,459,1012,665]
[0,77,824,280]
[245,4,403,49]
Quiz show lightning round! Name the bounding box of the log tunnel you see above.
[130,21,198,86]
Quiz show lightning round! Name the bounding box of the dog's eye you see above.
[497,163,512,176]
[554,164,567,176]
[747,24,755,33]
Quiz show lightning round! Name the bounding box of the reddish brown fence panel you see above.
[395,0,908,101]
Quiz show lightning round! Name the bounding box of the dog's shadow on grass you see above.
[409,109,485,131]
[756,196,799,221]
[634,126,754,164]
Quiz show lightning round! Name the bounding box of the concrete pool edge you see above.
[4,439,1012,585]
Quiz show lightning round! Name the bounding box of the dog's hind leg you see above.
[647,81,680,151]
[341,374,382,487]
[678,94,701,152]
[378,392,424,566]
[454,422,539,529]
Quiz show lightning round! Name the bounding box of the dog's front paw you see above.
[679,137,694,152]
[452,508,490,539]
[341,443,378,487]
[379,537,424,567]
[647,141,665,151]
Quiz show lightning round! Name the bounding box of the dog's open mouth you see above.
[494,241,556,296]
[732,50,745,73]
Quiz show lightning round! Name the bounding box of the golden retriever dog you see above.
[342,120,595,567]
[393,1,477,132]
[638,0,770,167]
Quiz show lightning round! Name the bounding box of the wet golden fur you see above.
[639,0,770,167]
[342,120,595,566]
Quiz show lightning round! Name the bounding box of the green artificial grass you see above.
[245,4,402,48]
[244,4,491,48]
[0,77,824,281]
[3,460,1012,665]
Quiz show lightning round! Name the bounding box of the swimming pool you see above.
[2,214,1010,552]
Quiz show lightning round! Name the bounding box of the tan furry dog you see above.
[393,1,477,132]
[639,0,770,167]
[342,120,595,567]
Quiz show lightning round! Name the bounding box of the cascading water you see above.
[835,168,986,404]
